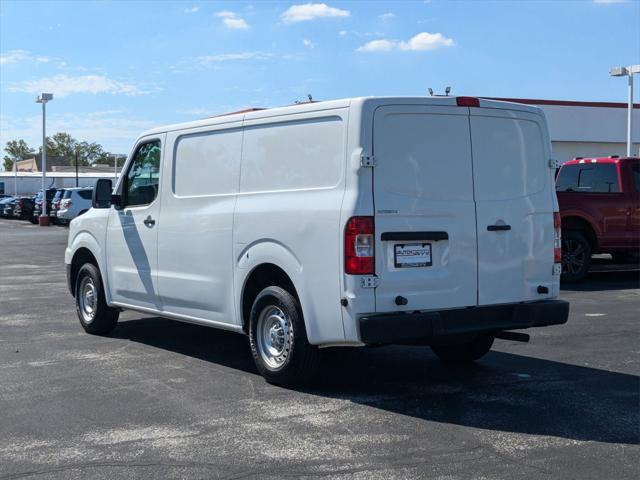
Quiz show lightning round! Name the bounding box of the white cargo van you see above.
[65,96,569,385]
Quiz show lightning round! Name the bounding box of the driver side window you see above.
[124,141,161,207]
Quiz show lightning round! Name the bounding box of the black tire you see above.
[249,286,320,386]
[29,216,38,224]
[561,231,592,283]
[431,334,495,364]
[75,263,119,335]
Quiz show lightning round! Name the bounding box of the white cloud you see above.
[303,39,316,48]
[216,11,250,29]
[196,52,272,65]
[357,39,395,52]
[339,30,348,36]
[399,32,454,51]
[379,12,395,20]
[184,6,199,13]
[0,49,52,65]
[357,32,454,52]
[8,74,157,97]
[281,3,350,23]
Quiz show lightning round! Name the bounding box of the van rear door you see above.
[469,107,554,305]
[372,105,478,312]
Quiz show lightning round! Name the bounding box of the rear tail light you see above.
[345,216,375,275]
[554,212,562,265]
[456,96,480,107]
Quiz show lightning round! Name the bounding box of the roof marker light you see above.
[456,97,480,107]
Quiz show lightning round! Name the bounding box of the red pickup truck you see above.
[556,156,640,282]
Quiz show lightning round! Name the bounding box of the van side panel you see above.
[234,110,348,344]
[157,121,243,325]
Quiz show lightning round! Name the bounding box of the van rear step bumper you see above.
[358,300,569,345]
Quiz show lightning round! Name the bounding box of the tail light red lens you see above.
[553,212,562,264]
[345,216,375,275]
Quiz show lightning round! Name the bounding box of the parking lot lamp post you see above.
[609,65,639,157]
[35,93,53,225]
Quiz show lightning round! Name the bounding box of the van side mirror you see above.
[93,179,113,209]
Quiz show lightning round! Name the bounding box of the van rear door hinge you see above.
[549,158,560,169]
[360,155,376,167]
[360,276,378,288]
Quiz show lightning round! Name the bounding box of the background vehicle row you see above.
[0,186,93,225]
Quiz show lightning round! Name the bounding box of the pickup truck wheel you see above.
[561,231,591,283]
[431,334,494,364]
[75,263,119,335]
[249,286,320,386]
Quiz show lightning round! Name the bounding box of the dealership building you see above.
[1,97,638,196]
[491,97,639,162]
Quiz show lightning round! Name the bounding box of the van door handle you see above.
[143,215,156,227]
[487,224,511,231]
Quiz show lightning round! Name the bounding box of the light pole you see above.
[609,65,639,157]
[35,93,53,226]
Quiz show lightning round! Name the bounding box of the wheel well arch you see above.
[562,216,597,251]
[69,247,99,297]
[240,263,300,334]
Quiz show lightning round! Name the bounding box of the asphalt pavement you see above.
[0,219,638,479]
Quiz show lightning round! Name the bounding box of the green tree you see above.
[37,132,109,166]
[3,139,33,171]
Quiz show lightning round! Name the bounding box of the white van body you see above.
[65,97,569,381]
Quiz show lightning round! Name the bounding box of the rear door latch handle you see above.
[487,224,511,231]
[143,215,155,227]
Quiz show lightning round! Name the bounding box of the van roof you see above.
[138,96,543,139]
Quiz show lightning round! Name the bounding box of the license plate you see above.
[394,243,432,268]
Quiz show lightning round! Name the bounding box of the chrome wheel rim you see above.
[78,276,98,323]
[256,305,293,370]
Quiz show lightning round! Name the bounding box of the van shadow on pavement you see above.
[111,317,639,447]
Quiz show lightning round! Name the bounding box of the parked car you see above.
[49,188,67,222]
[14,196,37,222]
[556,156,640,282]
[65,96,569,386]
[57,187,93,224]
[32,188,57,220]
[1,196,16,218]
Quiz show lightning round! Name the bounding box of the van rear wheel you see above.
[75,263,119,335]
[249,286,320,386]
[431,334,494,364]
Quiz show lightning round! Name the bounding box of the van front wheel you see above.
[431,334,494,364]
[249,286,320,386]
[75,263,119,335]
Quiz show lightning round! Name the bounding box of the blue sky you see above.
[1,0,639,160]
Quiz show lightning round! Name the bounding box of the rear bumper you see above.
[358,300,569,344]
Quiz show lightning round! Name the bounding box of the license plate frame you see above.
[394,243,432,268]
